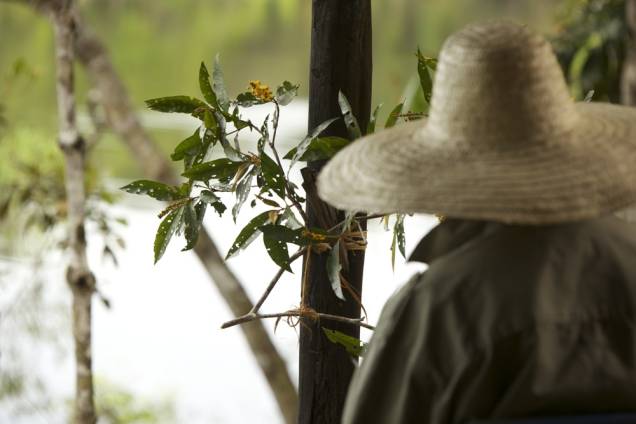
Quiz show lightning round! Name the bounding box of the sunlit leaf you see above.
[154,206,184,263]
[385,103,404,129]
[281,207,303,230]
[199,61,218,107]
[120,180,182,201]
[275,81,299,106]
[338,91,362,139]
[327,241,345,300]
[145,96,206,114]
[226,211,272,258]
[236,92,262,107]
[261,153,286,198]
[182,158,243,182]
[284,136,350,162]
[323,328,367,357]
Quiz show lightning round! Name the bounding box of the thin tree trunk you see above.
[299,2,372,424]
[622,0,636,106]
[10,1,298,422]
[51,1,96,423]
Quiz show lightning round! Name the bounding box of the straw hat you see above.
[317,22,636,224]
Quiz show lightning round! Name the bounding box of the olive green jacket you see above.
[342,216,636,424]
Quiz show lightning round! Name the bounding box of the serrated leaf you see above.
[327,242,345,300]
[171,130,201,161]
[182,202,199,251]
[182,158,243,182]
[275,81,299,106]
[154,207,184,263]
[261,153,286,198]
[232,167,255,221]
[120,180,182,201]
[290,117,339,169]
[367,103,383,134]
[284,136,350,162]
[263,231,292,272]
[395,214,406,258]
[257,116,270,155]
[199,62,218,107]
[226,211,272,258]
[385,103,404,129]
[338,91,362,139]
[323,328,367,357]
[145,96,206,114]
[213,54,230,111]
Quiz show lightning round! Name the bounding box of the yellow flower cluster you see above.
[249,80,273,102]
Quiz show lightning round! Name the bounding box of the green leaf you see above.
[322,328,367,357]
[327,242,345,300]
[260,225,308,246]
[182,158,243,182]
[171,130,202,162]
[236,92,262,107]
[275,81,299,106]
[338,91,362,139]
[281,207,303,230]
[367,103,383,134]
[390,214,406,269]
[417,49,437,104]
[213,54,230,111]
[199,190,226,216]
[226,211,272,258]
[284,136,350,162]
[232,167,255,221]
[154,207,184,263]
[199,62,218,107]
[385,103,404,129]
[263,230,292,272]
[257,116,270,155]
[290,117,339,169]
[145,96,206,114]
[260,153,286,198]
[182,202,200,251]
[120,180,182,201]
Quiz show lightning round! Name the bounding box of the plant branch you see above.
[251,247,306,314]
[221,310,375,331]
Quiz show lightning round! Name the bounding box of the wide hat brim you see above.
[317,102,636,224]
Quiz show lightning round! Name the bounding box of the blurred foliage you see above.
[552,0,627,101]
[95,379,176,424]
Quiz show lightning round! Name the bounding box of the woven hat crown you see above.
[428,22,578,145]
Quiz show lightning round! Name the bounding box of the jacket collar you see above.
[408,219,503,265]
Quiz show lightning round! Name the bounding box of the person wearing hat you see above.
[318,22,636,424]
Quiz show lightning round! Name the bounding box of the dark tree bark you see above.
[622,0,636,106]
[299,2,372,424]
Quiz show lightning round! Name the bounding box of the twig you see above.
[221,310,375,331]
[251,247,306,314]
[269,101,309,223]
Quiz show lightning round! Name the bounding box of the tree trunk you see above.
[14,1,298,422]
[299,2,372,424]
[51,1,97,423]
[622,0,636,106]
